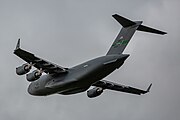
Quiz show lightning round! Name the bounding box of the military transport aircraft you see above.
[14,14,166,98]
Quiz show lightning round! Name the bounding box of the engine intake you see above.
[16,63,31,75]
[87,87,103,98]
[26,70,42,82]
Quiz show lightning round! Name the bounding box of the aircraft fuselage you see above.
[15,14,165,97]
[27,54,129,96]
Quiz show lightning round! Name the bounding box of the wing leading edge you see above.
[14,39,68,74]
[93,80,152,95]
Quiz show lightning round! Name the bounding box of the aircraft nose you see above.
[27,82,47,96]
[27,83,34,95]
[27,83,37,95]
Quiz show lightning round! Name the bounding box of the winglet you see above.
[15,39,20,50]
[146,83,152,92]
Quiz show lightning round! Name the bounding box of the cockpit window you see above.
[35,82,39,89]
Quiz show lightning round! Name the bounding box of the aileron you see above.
[93,80,151,95]
[14,39,68,74]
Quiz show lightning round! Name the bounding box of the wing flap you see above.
[93,80,151,95]
[14,39,68,74]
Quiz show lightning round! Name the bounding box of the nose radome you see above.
[27,82,48,96]
[27,83,35,95]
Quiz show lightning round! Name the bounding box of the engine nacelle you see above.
[16,63,31,75]
[87,87,103,98]
[26,70,42,82]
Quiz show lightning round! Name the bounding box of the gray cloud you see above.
[0,0,179,120]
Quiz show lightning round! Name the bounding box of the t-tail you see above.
[106,14,167,55]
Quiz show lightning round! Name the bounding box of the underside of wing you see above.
[93,80,152,95]
[14,39,68,74]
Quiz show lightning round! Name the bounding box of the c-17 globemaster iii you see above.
[14,14,166,98]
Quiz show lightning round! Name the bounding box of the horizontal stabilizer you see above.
[137,25,167,35]
[112,14,136,27]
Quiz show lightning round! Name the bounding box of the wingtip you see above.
[112,14,118,17]
[147,83,152,92]
[159,31,167,35]
[163,32,167,35]
[15,38,20,50]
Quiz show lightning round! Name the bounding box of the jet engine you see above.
[26,70,42,82]
[16,63,31,75]
[87,87,103,98]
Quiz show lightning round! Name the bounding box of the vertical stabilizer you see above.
[106,14,166,55]
[107,14,142,55]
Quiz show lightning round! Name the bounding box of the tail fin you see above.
[106,14,167,55]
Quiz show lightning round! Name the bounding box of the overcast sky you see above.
[0,0,180,120]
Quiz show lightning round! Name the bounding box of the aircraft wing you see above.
[93,80,152,95]
[14,39,68,74]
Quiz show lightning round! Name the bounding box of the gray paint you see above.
[14,15,159,97]
[0,0,180,120]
